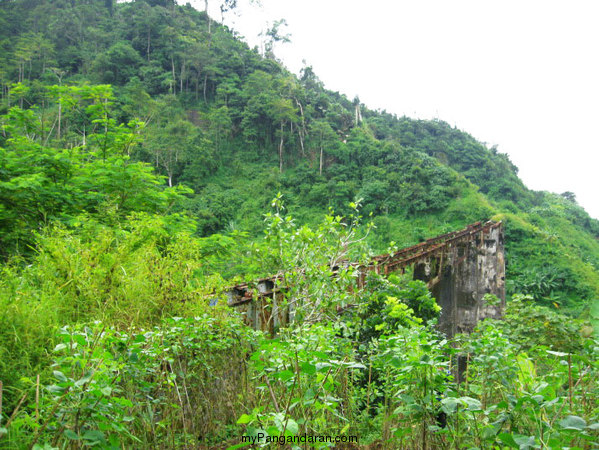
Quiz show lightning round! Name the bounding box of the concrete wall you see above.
[415,225,505,338]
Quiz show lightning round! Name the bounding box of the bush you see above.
[3,316,256,448]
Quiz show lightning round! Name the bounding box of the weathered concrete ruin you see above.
[225,221,505,337]
[409,221,505,337]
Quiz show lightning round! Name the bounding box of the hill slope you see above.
[0,0,598,313]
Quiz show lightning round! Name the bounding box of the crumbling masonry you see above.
[225,221,505,337]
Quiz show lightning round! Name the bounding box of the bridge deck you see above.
[225,220,502,307]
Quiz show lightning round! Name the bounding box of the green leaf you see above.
[226,443,250,450]
[459,396,482,411]
[73,335,87,346]
[300,362,316,375]
[346,362,366,369]
[237,414,252,424]
[100,386,112,396]
[112,397,133,407]
[46,384,65,394]
[513,434,537,448]
[497,432,519,448]
[277,370,294,382]
[53,343,67,352]
[53,371,67,382]
[284,418,299,435]
[266,425,279,436]
[559,415,587,430]
[64,429,79,440]
[440,397,460,414]
[74,372,93,387]
[82,430,105,443]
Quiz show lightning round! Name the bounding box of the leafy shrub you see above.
[3,315,255,448]
[498,294,585,353]
[449,321,599,449]
[351,273,441,345]
[237,323,364,446]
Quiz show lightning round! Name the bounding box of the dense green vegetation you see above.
[0,0,598,448]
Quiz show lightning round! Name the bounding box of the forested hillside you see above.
[0,1,598,448]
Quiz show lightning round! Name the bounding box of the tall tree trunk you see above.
[279,121,284,173]
[355,104,362,126]
[180,61,185,94]
[171,56,176,94]
[295,98,306,156]
[203,73,208,103]
[147,29,151,62]
[57,99,61,140]
[319,143,323,175]
[297,127,305,157]
[40,100,45,144]
[205,0,211,35]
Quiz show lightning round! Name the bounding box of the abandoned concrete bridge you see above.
[225,220,505,337]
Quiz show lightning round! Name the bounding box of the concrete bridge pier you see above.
[413,224,505,338]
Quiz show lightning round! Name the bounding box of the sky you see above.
[199,0,599,219]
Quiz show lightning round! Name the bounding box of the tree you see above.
[271,97,296,172]
[0,85,188,257]
[14,33,37,82]
[92,41,144,85]
[219,0,237,22]
[240,70,275,148]
[269,75,299,172]
[353,95,362,126]
[561,191,577,204]
[309,119,338,175]
[188,36,212,100]
[207,105,232,156]
[145,115,197,187]
[260,18,290,59]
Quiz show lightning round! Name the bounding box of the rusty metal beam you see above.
[224,220,502,310]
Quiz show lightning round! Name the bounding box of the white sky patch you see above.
[194,0,599,219]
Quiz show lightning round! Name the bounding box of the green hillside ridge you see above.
[2,0,597,313]
[1,1,598,448]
